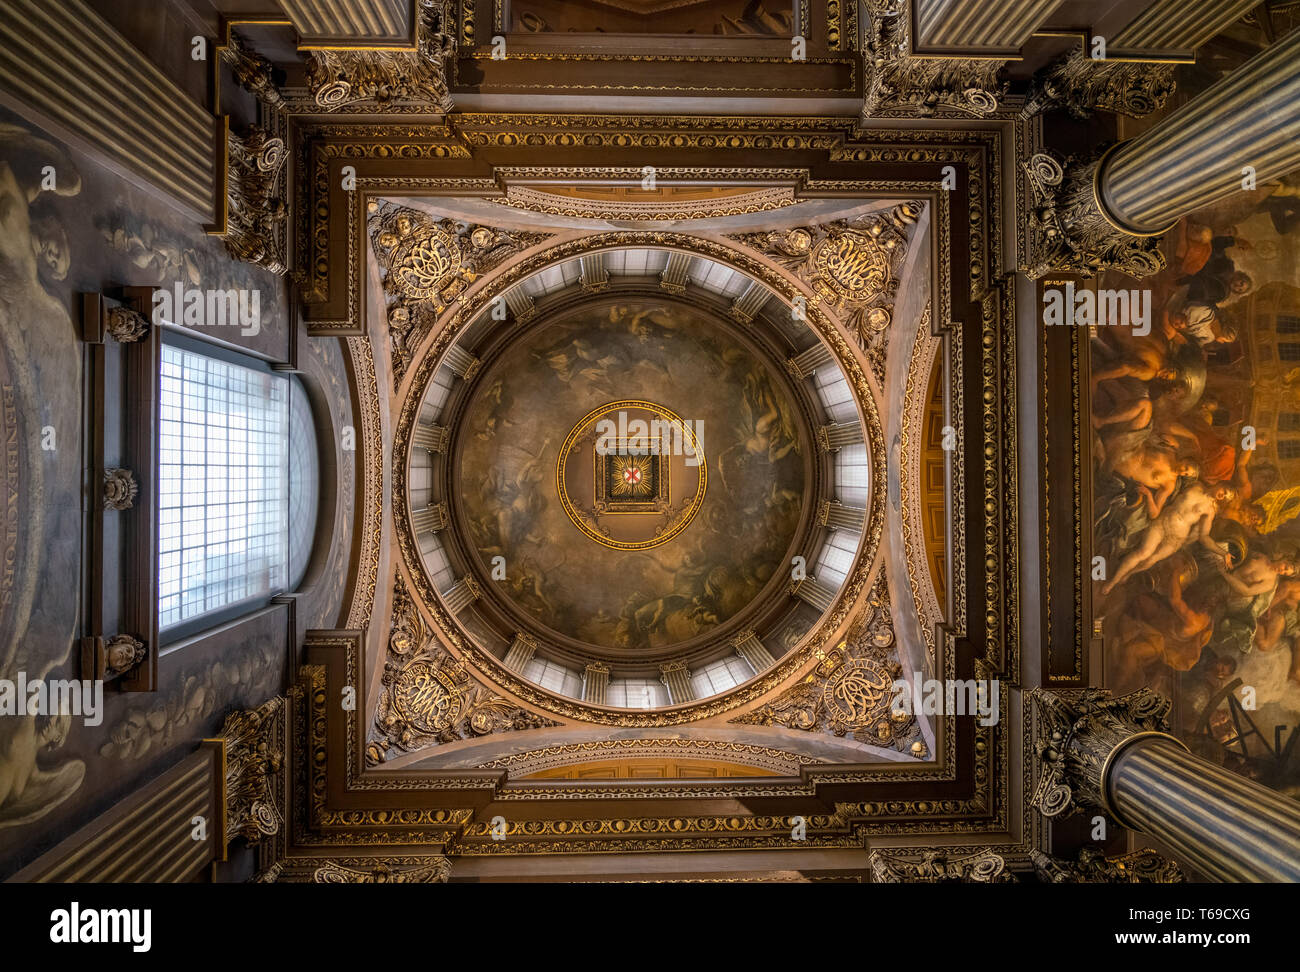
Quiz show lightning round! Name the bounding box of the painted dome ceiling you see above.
[454,297,811,656]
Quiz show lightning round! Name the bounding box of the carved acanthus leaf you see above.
[225,126,288,275]
[1029,687,1172,819]
[862,7,1007,119]
[218,696,286,845]
[1031,847,1184,884]
[869,848,1014,883]
[1024,49,1175,120]
[221,30,285,110]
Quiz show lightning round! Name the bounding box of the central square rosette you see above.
[556,400,705,551]
[596,436,668,512]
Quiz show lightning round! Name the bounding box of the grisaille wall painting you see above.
[457,299,807,652]
[0,107,339,875]
[1095,174,1300,798]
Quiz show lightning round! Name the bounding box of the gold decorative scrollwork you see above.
[370,578,558,763]
[367,201,550,382]
[732,202,919,381]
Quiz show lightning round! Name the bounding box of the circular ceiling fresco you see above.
[454,297,810,655]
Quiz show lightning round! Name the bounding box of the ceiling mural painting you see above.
[456,298,807,654]
[4,0,1153,886]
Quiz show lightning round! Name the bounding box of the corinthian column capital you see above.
[1028,687,1174,819]
[1020,148,1167,280]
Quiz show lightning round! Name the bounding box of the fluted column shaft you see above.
[442,577,480,615]
[412,423,449,453]
[503,633,537,672]
[411,502,447,534]
[1100,27,1300,234]
[786,343,833,379]
[732,630,775,672]
[792,577,836,613]
[659,661,693,704]
[915,0,1057,50]
[820,500,866,532]
[583,663,610,704]
[1032,688,1300,884]
[818,422,863,452]
[444,345,481,381]
[1108,737,1300,882]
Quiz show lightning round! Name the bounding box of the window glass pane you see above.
[158,343,290,631]
[606,679,668,709]
[835,443,870,508]
[690,654,753,698]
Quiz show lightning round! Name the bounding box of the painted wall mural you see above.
[1095,172,1300,798]
[457,298,808,654]
[0,107,312,875]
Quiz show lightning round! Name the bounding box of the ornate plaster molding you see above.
[869,847,1014,882]
[1029,687,1173,819]
[730,201,920,382]
[102,467,137,511]
[1031,847,1184,883]
[307,0,454,112]
[731,581,922,755]
[225,126,288,275]
[314,858,452,883]
[221,30,285,110]
[862,7,1007,119]
[368,578,560,765]
[217,696,286,846]
[366,200,551,381]
[105,305,149,343]
[1023,48,1175,120]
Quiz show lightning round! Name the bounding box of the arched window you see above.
[156,334,314,641]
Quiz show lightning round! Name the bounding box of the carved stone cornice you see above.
[862,7,1007,119]
[1029,687,1173,820]
[366,201,551,382]
[731,582,919,751]
[869,847,1014,883]
[217,696,286,846]
[368,578,559,765]
[314,858,452,883]
[221,30,285,110]
[730,201,919,381]
[307,0,454,112]
[1030,848,1184,884]
[1023,49,1175,120]
[225,126,288,275]
[1020,150,1166,280]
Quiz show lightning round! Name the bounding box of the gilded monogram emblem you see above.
[822,658,894,730]
[813,230,890,302]
[371,579,559,763]
[732,585,921,750]
[389,225,461,300]
[392,661,461,733]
